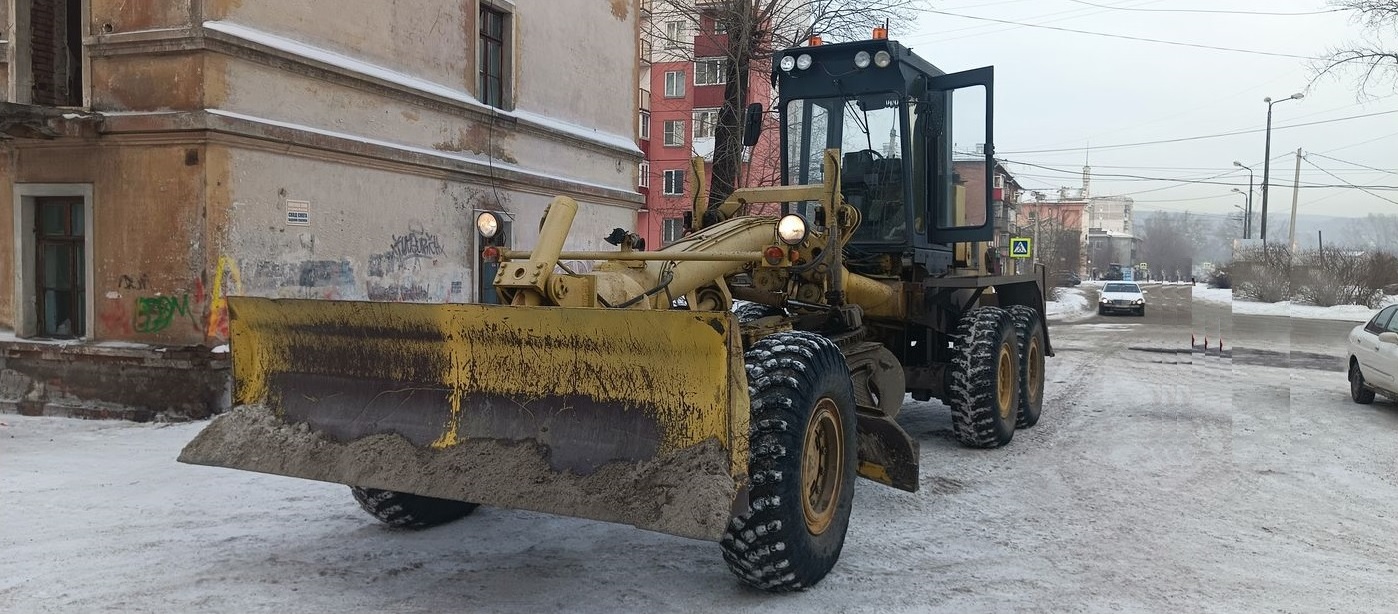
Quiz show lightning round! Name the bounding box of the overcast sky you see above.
[892,0,1395,220]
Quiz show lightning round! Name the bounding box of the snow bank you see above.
[1193,286,1232,307]
[1046,288,1093,321]
[1232,295,1398,322]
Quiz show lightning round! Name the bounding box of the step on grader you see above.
[180,36,1052,592]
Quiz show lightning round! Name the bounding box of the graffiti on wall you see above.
[206,256,243,339]
[134,294,192,334]
[369,226,444,275]
[118,273,149,290]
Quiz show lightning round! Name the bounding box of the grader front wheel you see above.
[949,307,1021,449]
[721,331,857,592]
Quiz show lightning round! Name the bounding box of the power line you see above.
[1303,157,1398,206]
[912,9,1319,59]
[1005,160,1398,190]
[998,108,1398,154]
[1063,0,1346,16]
[1306,152,1398,177]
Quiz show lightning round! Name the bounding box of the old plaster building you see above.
[0,0,643,419]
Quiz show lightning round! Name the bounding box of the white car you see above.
[1349,305,1398,404]
[1098,282,1146,317]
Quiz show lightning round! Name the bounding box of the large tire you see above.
[350,487,479,529]
[721,331,857,592]
[1007,305,1046,429]
[1350,361,1376,405]
[733,301,785,323]
[949,307,1021,448]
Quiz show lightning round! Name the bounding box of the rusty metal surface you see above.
[182,297,751,540]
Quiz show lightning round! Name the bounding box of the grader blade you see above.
[179,297,750,541]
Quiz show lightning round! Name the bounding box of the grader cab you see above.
[180,37,1051,592]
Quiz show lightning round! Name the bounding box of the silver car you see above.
[1098,282,1146,317]
[1349,305,1398,404]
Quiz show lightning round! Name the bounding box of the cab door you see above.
[923,66,995,245]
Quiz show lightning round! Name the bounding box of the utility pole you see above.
[1289,148,1302,252]
[1260,93,1304,243]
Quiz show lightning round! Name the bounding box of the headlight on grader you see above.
[476,211,500,238]
[854,51,872,68]
[780,55,797,72]
[874,50,892,68]
[796,53,813,70]
[778,214,808,245]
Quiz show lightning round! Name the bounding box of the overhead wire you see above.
[1062,0,1347,16]
[1302,157,1398,206]
[910,8,1319,59]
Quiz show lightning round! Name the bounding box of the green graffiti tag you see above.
[134,295,191,334]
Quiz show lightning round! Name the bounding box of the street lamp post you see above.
[1230,190,1248,238]
[1260,93,1303,243]
[1232,160,1254,239]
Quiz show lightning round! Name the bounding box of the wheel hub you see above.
[802,398,845,536]
[997,344,1015,420]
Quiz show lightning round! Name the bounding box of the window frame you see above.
[694,58,726,86]
[478,4,511,109]
[663,119,685,147]
[639,110,651,140]
[13,183,94,340]
[662,218,685,244]
[662,169,685,196]
[664,70,686,98]
[664,20,686,49]
[638,162,651,189]
[692,108,718,139]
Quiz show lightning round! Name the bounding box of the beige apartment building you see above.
[0,0,643,419]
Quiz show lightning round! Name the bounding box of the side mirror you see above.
[742,103,763,147]
[1380,331,1398,344]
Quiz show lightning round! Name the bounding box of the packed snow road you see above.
[4,301,1397,612]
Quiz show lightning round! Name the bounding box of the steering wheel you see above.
[854,148,884,161]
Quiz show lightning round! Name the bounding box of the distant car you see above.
[1054,271,1082,287]
[1098,282,1146,316]
[1348,305,1398,404]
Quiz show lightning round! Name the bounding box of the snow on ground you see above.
[1232,295,1398,322]
[1045,287,1093,321]
[1192,285,1232,306]
[5,317,1398,612]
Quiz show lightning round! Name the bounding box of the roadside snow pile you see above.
[1046,288,1093,321]
[1232,295,1398,322]
[1193,286,1232,306]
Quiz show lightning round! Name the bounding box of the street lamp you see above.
[1232,160,1254,239]
[1260,93,1303,243]
[1230,188,1248,238]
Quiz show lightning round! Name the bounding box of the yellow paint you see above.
[857,461,893,486]
[227,298,749,477]
[207,256,243,339]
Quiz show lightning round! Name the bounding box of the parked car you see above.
[1054,271,1082,287]
[1348,305,1398,404]
[1098,282,1146,316]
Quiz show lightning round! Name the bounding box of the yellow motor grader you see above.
[180,37,1051,592]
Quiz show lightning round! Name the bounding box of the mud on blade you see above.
[179,297,750,541]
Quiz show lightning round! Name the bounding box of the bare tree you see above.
[1136,212,1197,281]
[646,0,927,212]
[1341,213,1398,251]
[1315,1,1398,94]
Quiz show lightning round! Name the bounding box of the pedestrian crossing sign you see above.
[1010,237,1032,259]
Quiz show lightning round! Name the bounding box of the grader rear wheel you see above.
[721,331,857,592]
[1007,305,1046,429]
[949,307,1021,448]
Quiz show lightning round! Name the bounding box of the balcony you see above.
[639,88,651,112]
[640,39,652,65]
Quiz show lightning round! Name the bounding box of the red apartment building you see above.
[637,4,782,248]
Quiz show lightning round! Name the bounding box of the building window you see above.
[709,12,729,34]
[663,120,685,147]
[664,71,685,98]
[479,5,509,109]
[663,169,685,196]
[26,0,83,106]
[664,20,686,49]
[34,197,85,338]
[639,110,650,139]
[639,162,651,188]
[662,218,685,244]
[693,109,718,139]
[695,58,726,86]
